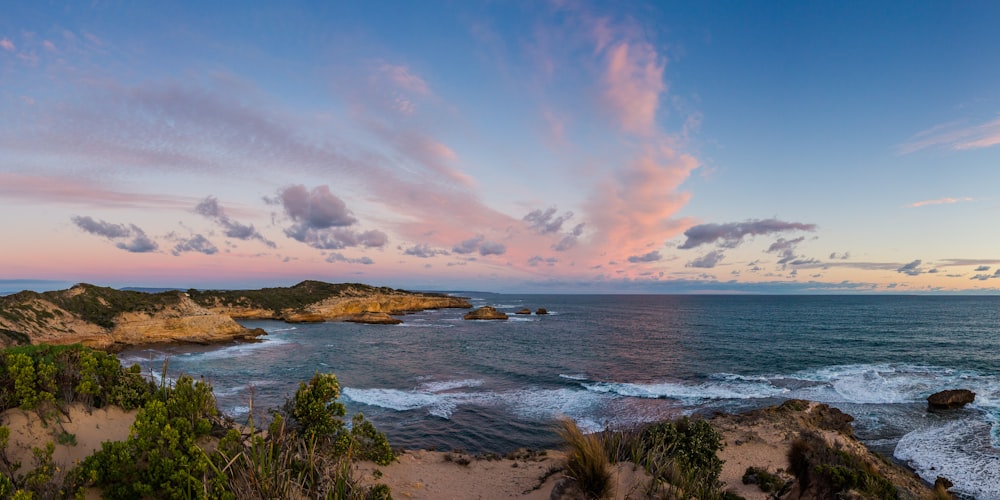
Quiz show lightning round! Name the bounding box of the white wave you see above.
[582,379,787,402]
[559,374,588,381]
[507,316,535,322]
[506,388,609,423]
[895,419,1000,499]
[783,363,1000,406]
[418,379,484,393]
[264,326,298,333]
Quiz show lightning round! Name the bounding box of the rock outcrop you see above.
[713,400,933,499]
[0,285,261,350]
[536,308,548,315]
[190,281,471,323]
[0,281,470,349]
[345,311,403,325]
[463,306,508,320]
[927,389,976,409]
[515,308,531,315]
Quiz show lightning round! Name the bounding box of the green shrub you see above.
[788,431,898,499]
[0,344,152,412]
[69,375,227,499]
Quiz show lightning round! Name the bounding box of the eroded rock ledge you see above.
[0,281,470,349]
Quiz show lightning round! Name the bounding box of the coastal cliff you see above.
[187,280,471,322]
[0,284,258,350]
[0,281,471,349]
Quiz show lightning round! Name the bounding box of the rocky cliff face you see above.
[0,281,470,350]
[0,286,259,350]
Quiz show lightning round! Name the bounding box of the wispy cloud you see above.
[899,116,1000,154]
[0,173,197,209]
[0,38,14,52]
[906,197,974,208]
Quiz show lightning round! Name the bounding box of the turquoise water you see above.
[119,294,1000,498]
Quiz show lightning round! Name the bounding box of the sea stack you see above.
[463,306,508,320]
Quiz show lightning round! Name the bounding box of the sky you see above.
[2,1,1000,294]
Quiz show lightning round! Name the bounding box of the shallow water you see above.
[119,294,1000,497]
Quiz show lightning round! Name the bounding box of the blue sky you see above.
[2,1,999,293]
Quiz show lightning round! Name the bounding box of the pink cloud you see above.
[585,142,699,262]
[0,38,14,52]
[602,40,665,135]
[907,197,974,208]
[0,173,198,209]
[899,116,1000,153]
[380,64,430,96]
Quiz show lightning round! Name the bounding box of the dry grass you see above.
[556,417,613,499]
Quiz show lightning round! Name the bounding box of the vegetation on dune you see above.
[557,415,734,499]
[0,284,182,331]
[187,280,408,315]
[0,344,150,412]
[788,431,899,499]
[0,344,394,499]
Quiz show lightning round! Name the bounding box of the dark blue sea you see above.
[119,294,1000,498]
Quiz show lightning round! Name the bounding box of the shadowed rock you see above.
[536,308,548,315]
[345,311,402,325]
[463,306,508,320]
[927,389,975,409]
[515,308,531,315]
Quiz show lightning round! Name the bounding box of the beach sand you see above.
[1,403,136,484]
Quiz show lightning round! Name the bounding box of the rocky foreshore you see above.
[0,281,470,350]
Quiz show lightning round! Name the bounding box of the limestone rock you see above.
[515,308,531,315]
[927,389,975,409]
[536,308,548,315]
[345,311,403,325]
[284,313,326,323]
[463,306,508,320]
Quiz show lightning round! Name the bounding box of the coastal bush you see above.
[0,344,152,412]
[788,431,898,499]
[211,373,394,499]
[596,416,726,499]
[67,374,228,499]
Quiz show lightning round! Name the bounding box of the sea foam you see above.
[895,419,1000,499]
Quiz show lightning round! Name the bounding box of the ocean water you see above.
[118,294,1000,498]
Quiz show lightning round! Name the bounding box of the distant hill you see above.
[0,281,470,350]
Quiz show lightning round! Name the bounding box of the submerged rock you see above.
[463,306,508,320]
[927,389,975,409]
[345,311,402,325]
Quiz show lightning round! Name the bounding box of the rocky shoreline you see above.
[0,281,471,350]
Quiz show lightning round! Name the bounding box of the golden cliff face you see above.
[0,293,260,350]
[109,295,256,347]
[0,282,470,350]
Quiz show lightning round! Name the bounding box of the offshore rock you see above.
[536,308,548,315]
[463,306,508,320]
[927,389,975,409]
[345,311,403,325]
[515,308,532,315]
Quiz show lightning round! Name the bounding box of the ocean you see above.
[118,294,1000,498]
